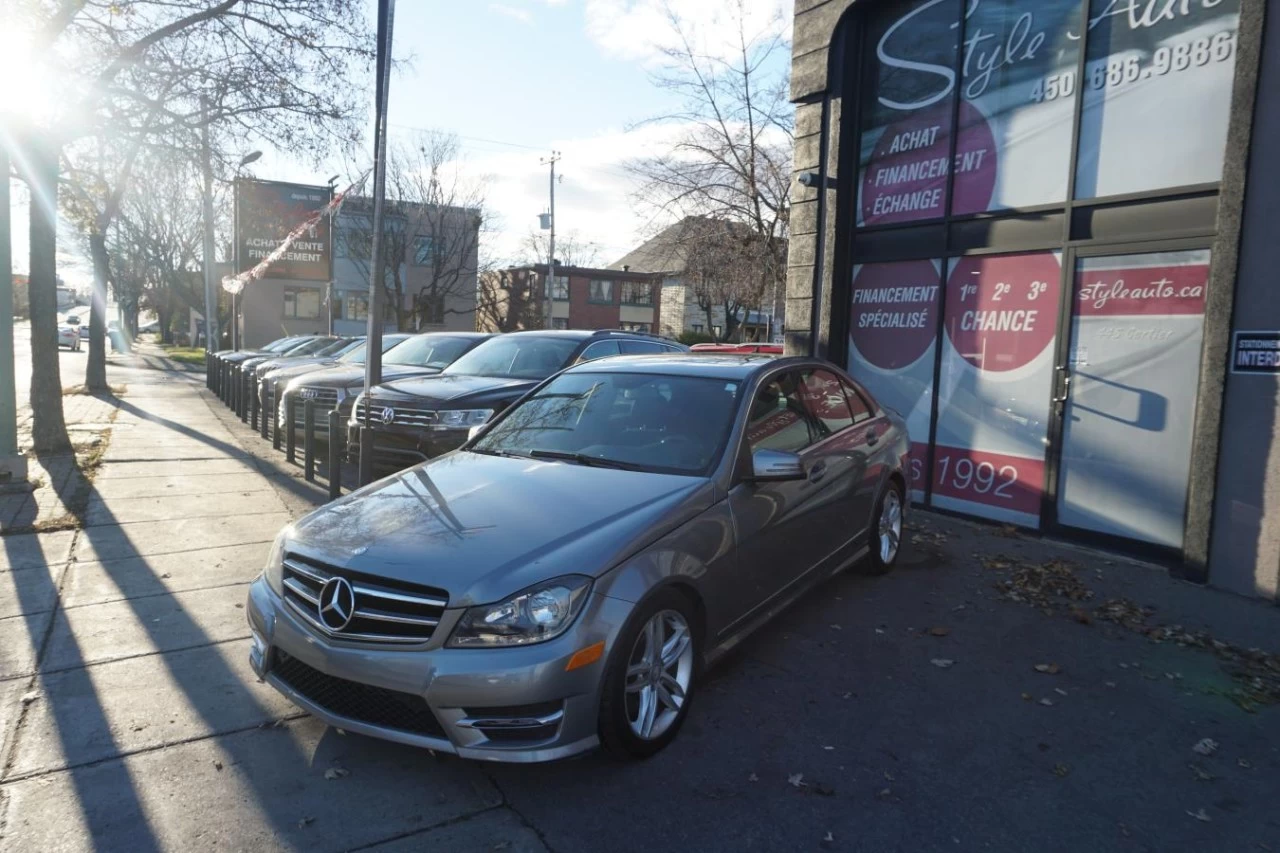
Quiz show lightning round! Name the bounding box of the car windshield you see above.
[443,336,579,379]
[316,338,357,357]
[384,336,474,368]
[263,337,302,352]
[282,337,335,356]
[336,334,409,365]
[472,371,742,476]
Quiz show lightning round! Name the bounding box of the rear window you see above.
[384,336,474,369]
[444,336,581,379]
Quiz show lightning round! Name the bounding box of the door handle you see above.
[1052,374,1072,404]
[866,429,879,446]
[808,460,827,482]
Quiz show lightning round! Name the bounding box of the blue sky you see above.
[10,0,793,287]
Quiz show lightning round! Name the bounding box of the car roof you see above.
[567,353,812,381]
[404,331,492,340]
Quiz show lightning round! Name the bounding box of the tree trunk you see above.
[157,304,174,344]
[85,231,110,390]
[25,138,72,454]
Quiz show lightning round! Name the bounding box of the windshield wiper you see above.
[468,447,528,459]
[527,449,643,470]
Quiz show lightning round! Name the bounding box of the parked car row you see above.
[236,345,910,763]
[208,326,908,763]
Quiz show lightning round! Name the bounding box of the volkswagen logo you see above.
[379,406,396,425]
[317,577,356,632]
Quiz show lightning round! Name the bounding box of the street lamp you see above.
[228,150,262,350]
[326,174,339,335]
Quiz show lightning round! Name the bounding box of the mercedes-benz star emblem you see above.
[379,406,396,424]
[317,577,356,632]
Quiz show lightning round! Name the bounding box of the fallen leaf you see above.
[1105,682,1117,688]
[841,691,853,700]
[1186,808,1212,823]
[297,817,314,829]
[1053,763,1071,777]
[214,761,223,772]
[20,691,39,705]
[930,658,955,669]
[1039,698,1055,707]
[1237,758,1252,769]
[874,628,885,635]
[829,624,842,631]
[877,788,892,798]
[1034,663,1061,675]
[1054,688,1068,697]
[748,773,759,782]
[928,626,951,637]
[1188,763,1217,781]
[160,572,171,579]
[821,832,835,848]
[1192,738,1219,756]
[234,603,244,609]
[1021,692,1033,701]
[324,767,349,780]
[787,773,806,789]
[884,771,895,781]
[335,729,346,736]
[822,746,835,751]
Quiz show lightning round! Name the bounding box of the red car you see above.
[689,342,783,355]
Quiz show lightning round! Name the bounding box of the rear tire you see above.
[859,480,904,576]
[598,587,699,760]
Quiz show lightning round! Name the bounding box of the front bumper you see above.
[246,574,629,763]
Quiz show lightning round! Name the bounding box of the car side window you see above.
[620,340,664,355]
[840,379,875,423]
[744,370,824,455]
[578,340,620,362]
[798,369,856,433]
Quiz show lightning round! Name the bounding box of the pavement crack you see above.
[482,770,561,853]
[339,804,511,852]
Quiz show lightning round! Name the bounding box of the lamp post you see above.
[326,173,338,336]
[229,150,262,351]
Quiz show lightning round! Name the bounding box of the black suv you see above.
[349,329,688,472]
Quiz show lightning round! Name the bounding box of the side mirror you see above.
[750,449,805,482]
[467,425,486,442]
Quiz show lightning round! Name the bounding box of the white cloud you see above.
[490,3,534,24]
[583,0,792,65]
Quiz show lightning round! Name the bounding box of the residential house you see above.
[478,265,663,334]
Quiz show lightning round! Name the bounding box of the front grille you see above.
[355,399,440,428]
[272,649,446,738]
[281,552,448,645]
[289,387,341,425]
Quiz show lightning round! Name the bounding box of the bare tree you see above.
[345,133,487,331]
[626,0,791,335]
[11,0,372,451]
[517,229,603,269]
[477,269,542,334]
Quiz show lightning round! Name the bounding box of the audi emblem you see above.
[300,388,319,400]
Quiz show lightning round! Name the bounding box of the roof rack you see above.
[588,328,683,344]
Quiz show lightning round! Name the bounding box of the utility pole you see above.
[540,151,560,330]
[0,137,28,484]
[200,95,219,353]
[359,0,397,486]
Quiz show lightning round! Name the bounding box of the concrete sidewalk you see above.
[0,351,1278,852]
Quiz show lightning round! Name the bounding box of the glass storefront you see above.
[840,0,1240,553]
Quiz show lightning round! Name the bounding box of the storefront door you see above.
[1049,248,1211,550]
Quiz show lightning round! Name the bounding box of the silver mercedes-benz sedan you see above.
[246,354,909,762]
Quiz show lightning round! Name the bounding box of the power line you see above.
[387,123,545,152]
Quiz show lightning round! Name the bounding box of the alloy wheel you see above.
[623,609,694,741]
[879,488,902,564]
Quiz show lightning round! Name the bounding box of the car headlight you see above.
[448,575,592,648]
[437,408,494,429]
[264,528,289,595]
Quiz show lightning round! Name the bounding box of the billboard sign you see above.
[236,179,331,281]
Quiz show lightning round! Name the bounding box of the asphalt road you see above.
[12,316,89,417]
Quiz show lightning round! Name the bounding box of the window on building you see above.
[619,322,651,333]
[692,324,704,333]
[345,295,368,321]
[412,236,437,266]
[284,287,321,320]
[550,317,569,330]
[620,281,653,305]
[588,280,614,304]
[550,276,569,301]
[418,292,445,325]
[841,0,1237,547]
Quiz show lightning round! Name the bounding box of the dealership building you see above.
[784,0,1280,599]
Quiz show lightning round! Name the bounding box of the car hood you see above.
[287,363,441,390]
[262,360,344,384]
[374,373,538,407]
[284,452,713,607]
[257,355,338,374]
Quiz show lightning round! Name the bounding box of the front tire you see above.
[860,480,904,575]
[598,588,699,760]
